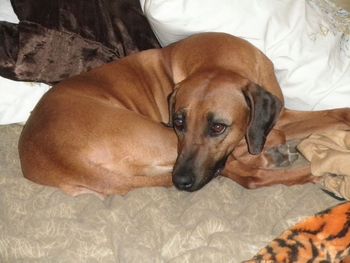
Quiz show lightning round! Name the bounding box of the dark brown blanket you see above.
[0,0,160,84]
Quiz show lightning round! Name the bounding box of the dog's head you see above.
[166,70,282,191]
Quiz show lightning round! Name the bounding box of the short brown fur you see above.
[18,33,350,196]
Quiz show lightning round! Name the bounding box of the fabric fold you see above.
[298,130,350,199]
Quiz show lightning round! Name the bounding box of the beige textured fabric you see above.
[297,130,350,199]
[0,125,341,263]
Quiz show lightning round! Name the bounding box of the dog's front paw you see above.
[265,139,301,168]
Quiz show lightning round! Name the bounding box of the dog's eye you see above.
[210,123,226,136]
[173,118,185,132]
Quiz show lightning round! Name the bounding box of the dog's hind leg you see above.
[276,108,350,140]
[19,98,178,196]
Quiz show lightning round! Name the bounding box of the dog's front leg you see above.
[221,130,315,189]
[221,153,314,189]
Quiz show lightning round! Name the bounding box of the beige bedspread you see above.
[0,125,341,262]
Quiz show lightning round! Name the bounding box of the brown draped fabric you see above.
[0,0,160,84]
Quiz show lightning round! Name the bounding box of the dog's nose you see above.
[172,174,194,191]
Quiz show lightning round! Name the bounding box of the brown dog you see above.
[18,32,350,196]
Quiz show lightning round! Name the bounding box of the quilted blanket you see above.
[0,124,341,262]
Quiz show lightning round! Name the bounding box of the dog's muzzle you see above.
[172,156,228,191]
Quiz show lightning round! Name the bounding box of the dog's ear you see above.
[243,83,282,155]
[163,84,180,128]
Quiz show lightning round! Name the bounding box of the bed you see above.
[0,0,349,262]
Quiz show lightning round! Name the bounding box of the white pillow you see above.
[140,0,350,111]
[0,0,51,124]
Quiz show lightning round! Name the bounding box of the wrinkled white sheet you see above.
[0,0,50,125]
[1,0,349,124]
[0,80,50,124]
[0,0,18,23]
[141,0,350,111]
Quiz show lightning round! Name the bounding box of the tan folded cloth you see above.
[297,130,350,199]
